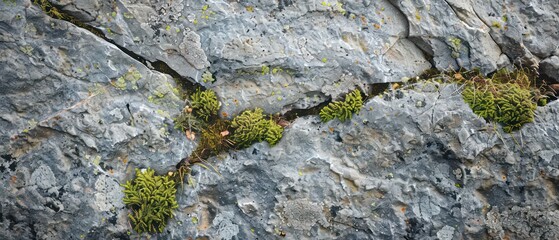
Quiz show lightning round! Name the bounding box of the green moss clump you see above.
[231,109,268,147]
[320,89,363,122]
[461,86,496,120]
[122,168,179,233]
[190,88,220,121]
[231,108,284,147]
[344,89,364,113]
[265,119,283,146]
[319,101,352,122]
[461,69,538,133]
[494,84,537,132]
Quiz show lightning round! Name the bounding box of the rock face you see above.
[1,0,559,239]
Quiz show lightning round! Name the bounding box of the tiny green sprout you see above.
[261,65,270,75]
[415,11,421,21]
[123,12,134,19]
[538,97,547,106]
[334,2,346,14]
[501,15,508,22]
[491,21,502,28]
[449,37,462,51]
[321,57,328,63]
[201,70,214,83]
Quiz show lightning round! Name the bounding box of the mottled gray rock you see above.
[47,0,559,116]
[52,0,211,79]
[487,206,559,239]
[392,0,508,73]
[2,0,559,239]
[540,55,559,82]
[1,1,193,239]
[50,0,432,115]
[163,83,559,239]
[472,0,559,67]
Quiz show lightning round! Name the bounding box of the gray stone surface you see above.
[391,0,506,73]
[472,0,559,68]
[1,0,559,239]
[46,0,559,115]
[1,1,193,239]
[50,0,432,115]
[540,55,559,82]
[165,83,559,239]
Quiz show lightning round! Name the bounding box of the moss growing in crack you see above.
[190,88,220,121]
[320,89,363,122]
[462,86,496,119]
[231,108,268,147]
[33,0,67,20]
[495,84,537,132]
[265,119,283,146]
[231,108,284,147]
[122,168,179,234]
[193,119,234,159]
[461,68,539,133]
[261,65,270,75]
[174,107,206,133]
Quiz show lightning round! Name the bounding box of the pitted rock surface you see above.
[2,0,559,239]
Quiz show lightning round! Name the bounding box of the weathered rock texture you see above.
[1,0,559,239]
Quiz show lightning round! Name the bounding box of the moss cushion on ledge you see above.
[320,89,363,122]
[231,108,284,147]
[122,168,179,234]
[190,88,220,121]
[460,69,538,133]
